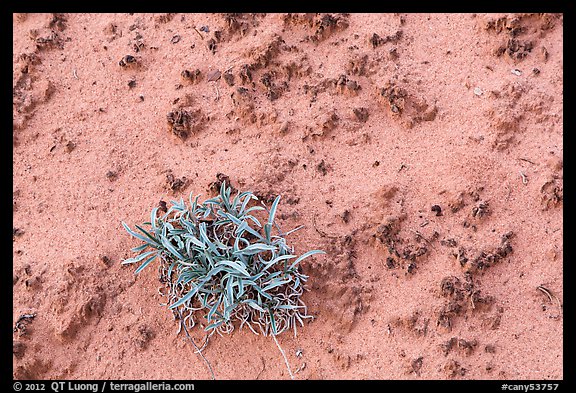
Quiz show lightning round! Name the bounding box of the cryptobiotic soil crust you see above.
[13,13,562,379]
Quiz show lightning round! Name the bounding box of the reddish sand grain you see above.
[13,13,562,380]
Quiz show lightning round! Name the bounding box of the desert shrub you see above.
[122,182,324,339]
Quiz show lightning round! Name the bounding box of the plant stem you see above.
[273,334,295,380]
[178,310,216,380]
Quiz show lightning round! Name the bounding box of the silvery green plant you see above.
[122,182,324,338]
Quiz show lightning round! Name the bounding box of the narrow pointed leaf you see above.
[289,250,326,270]
[268,195,281,226]
[161,236,185,260]
[134,253,158,274]
[122,250,157,265]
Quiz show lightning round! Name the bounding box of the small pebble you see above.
[206,70,221,82]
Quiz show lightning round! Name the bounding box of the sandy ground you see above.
[13,13,563,380]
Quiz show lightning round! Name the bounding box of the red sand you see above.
[13,13,563,380]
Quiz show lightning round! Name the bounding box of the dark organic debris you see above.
[485,344,496,354]
[13,227,24,240]
[370,30,403,48]
[65,141,76,153]
[336,74,360,95]
[239,64,253,84]
[437,272,497,331]
[379,83,407,114]
[410,357,423,375]
[166,108,205,140]
[106,170,118,181]
[317,160,330,176]
[207,38,217,54]
[373,215,432,274]
[155,14,176,24]
[342,210,351,224]
[34,30,62,51]
[440,238,457,248]
[181,69,202,84]
[353,107,369,122]
[485,14,561,61]
[495,38,534,60]
[209,173,236,195]
[13,341,26,359]
[99,255,113,268]
[541,179,563,210]
[386,257,398,269]
[444,359,466,378]
[310,14,350,43]
[223,70,235,86]
[49,13,67,31]
[441,337,478,356]
[457,232,514,274]
[13,313,37,336]
[378,80,437,127]
[166,173,188,192]
[471,200,490,218]
[431,205,443,216]
[131,33,145,53]
[135,324,155,350]
[119,55,137,67]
